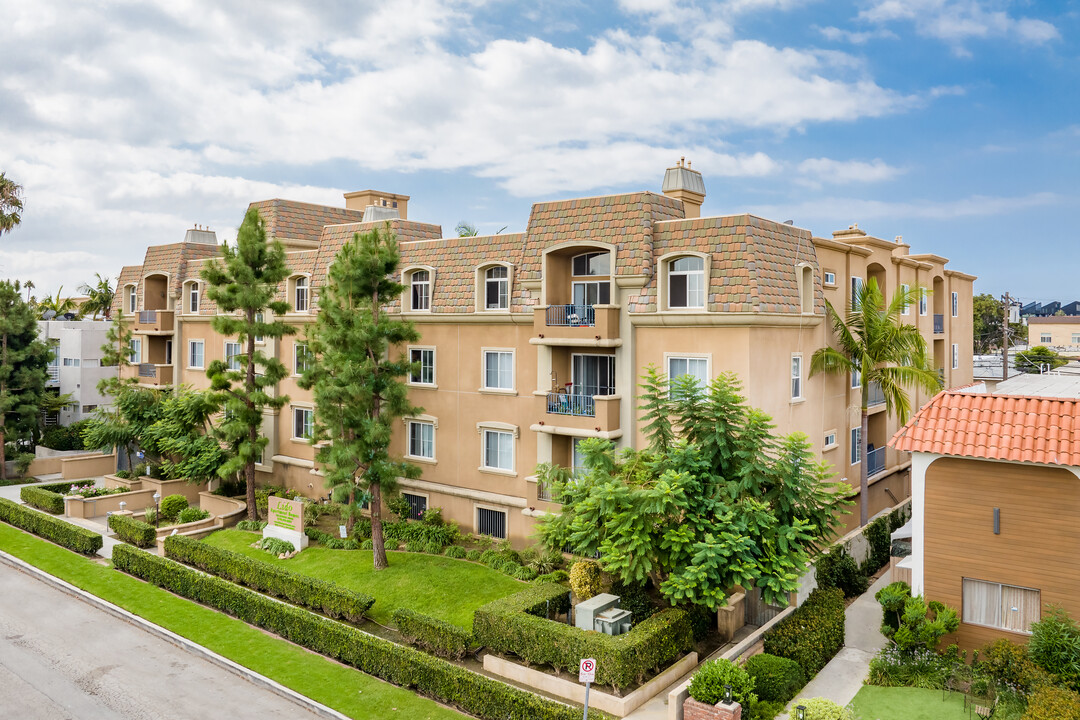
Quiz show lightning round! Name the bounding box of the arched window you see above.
[484,266,509,310]
[668,256,704,309]
[188,282,200,313]
[126,284,137,313]
[570,251,611,308]
[799,265,814,314]
[410,270,430,311]
[293,276,309,312]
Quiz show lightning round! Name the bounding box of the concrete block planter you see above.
[683,697,742,720]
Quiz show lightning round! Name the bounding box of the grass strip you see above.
[847,685,972,720]
[0,522,465,720]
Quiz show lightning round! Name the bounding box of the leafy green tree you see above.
[144,389,231,484]
[0,173,23,235]
[810,279,940,526]
[1016,345,1067,374]
[201,207,295,520]
[83,384,165,470]
[98,309,136,396]
[299,226,421,570]
[0,280,50,479]
[973,293,1026,353]
[37,286,80,319]
[537,371,851,609]
[78,273,115,321]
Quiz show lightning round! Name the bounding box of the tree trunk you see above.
[245,307,258,521]
[371,482,387,570]
[860,408,869,527]
[346,485,356,535]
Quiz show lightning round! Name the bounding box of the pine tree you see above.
[98,309,136,397]
[299,225,420,570]
[201,208,295,519]
[0,280,49,479]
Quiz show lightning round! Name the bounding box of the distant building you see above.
[1027,316,1080,351]
[39,320,116,426]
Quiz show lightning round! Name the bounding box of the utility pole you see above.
[1001,292,1011,381]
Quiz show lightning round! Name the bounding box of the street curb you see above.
[0,549,350,720]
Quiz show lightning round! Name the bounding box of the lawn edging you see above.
[0,548,349,720]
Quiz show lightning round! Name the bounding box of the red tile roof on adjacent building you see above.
[890,389,1080,467]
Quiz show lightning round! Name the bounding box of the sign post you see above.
[579,658,596,719]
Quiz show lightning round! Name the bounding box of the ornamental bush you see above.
[1028,606,1080,692]
[862,514,892,573]
[744,653,806,703]
[688,658,756,706]
[158,494,188,521]
[257,537,295,555]
[113,545,594,720]
[444,545,467,559]
[20,481,80,514]
[569,559,603,600]
[108,513,156,548]
[176,507,210,524]
[792,697,854,720]
[239,519,267,532]
[1022,686,1080,720]
[763,588,845,679]
[536,570,570,584]
[164,535,374,622]
[815,547,868,599]
[473,583,692,691]
[393,608,474,660]
[0,497,103,554]
[978,638,1052,695]
[465,549,482,561]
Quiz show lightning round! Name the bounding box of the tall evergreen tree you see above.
[98,309,136,395]
[0,280,49,479]
[299,226,420,570]
[202,208,295,519]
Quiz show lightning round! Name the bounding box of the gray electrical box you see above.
[575,593,620,631]
[595,607,633,636]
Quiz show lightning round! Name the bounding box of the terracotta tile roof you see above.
[397,232,529,313]
[312,219,444,292]
[890,390,1080,466]
[112,265,143,316]
[249,199,366,246]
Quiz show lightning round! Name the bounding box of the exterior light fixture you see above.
[724,684,733,704]
[796,705,806,720]
[153,492,161,528]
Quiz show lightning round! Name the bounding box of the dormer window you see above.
[668,256,704,309]
[294,277,309,312]
[188,282,200,313]
[570,251,611,308]
[572,252,609,277]
[484,266,509,310]
[127,284,137,313]
[411,270,430,311]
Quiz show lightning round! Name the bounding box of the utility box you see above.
[595,607,633,636]
[575,593,633,635]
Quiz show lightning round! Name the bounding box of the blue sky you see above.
[0,0,1076,306]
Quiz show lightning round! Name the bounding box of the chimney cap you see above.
[662,162,706,196]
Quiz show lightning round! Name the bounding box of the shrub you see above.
[405,540,424,553]
[143,506,157,525]
[131,462,148,477]
[569,559,603,600]
[422,507,444,526]
[0,497,103,555]
[393,608,473,659]
[113,546,590,720]
[257,537,295,555]
[745,653,806,703]
[886,595,959,654]
[20,483,72,513]
[875,581,910,637]
[479,549,500,565]
[867,646,957,689]
[473,583,692,691]
[158,494,188,521]
[114,469,132,479]
[360,539,374,550]
[976,639,1051,694]
[512,566,538,581]
[15,452,35,477]
[746,700,785,720]
[386,493,413,522]
[764,588,845,679]
[815,547,869,599]
[40,423,87,451]
[383,519,460,549]
[791,697,854,720]
[863,514,892,572]
[536,570,570,584]
[177,507,210,524]
[1028,606,1080,692]
[528,548,565,576]
[237,519,267,532]
[685,603,717,642]
[423,541,443,555]
[689,659,757,706]
[611,580,657,623]
[108,513,156,548]
[465,549,481,562]
[1022,686,1080,720]
[164,535,374,622]
[444,545,467,559]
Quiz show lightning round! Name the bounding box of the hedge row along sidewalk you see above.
[20,481,80,514]
[164,534,375,623]
[113,544,608,720]
[0,522,464,720]
[0,497,103,555]
[109,513,156,548]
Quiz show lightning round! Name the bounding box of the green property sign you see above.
[268,496,303,533]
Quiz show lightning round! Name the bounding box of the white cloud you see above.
[817,25,897,44]
[751,191,1063,223]
[858,0,1059,48]
[796,157,904,186]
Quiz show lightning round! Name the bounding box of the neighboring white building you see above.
[39,320,116,426]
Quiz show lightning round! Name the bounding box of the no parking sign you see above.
[578,658,595,683]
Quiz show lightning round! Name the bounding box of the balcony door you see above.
[571,281,610,307]
[165,340,173,365]
[571,354,615,397]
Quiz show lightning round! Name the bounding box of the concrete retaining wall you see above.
[61,453,116,480]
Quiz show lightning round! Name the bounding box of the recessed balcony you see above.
[133,309,174,335]
[137,363,174,387]
[532,305,620,346]
[532,392,621,438]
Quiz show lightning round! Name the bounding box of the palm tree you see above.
[0,173,23,235]
[79,274,115,320]
[810,278,941,526]
[455,221,479,237]
[38,287,79,319]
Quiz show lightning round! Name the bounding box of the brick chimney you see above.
[662,158,706,219]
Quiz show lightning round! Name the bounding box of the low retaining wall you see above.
[61,453,116,480]
[25,456,63,477]
[66,488,158,519]
[103,474,144,491]
[152,492,247,553]
[135,478,209,505]
[483,651,698,717]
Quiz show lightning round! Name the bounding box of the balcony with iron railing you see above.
[533,392,621,436]
[137,363,174,387]
[133,309,175,334]
[933,314,944,334]
[533,304,620,344]
[867,380,885,408]
[867,446,886,477]
[46,365,60,384]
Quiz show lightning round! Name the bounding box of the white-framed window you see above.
[571,437,587,476]
[851,276,864,310]
[667,356,709,388]
[127,284,137,313]
[225,341,242,371]
[851,369,861,389]
[408,420,435,459]
[294,342,310,375]
[851,427,861,465]
[254,311,264,343]
[962,578,1040,634]
[482,429,514,472]
[293,276,309,312]
[82,405,98,414]
[791,354,803,400]
[951,291,959,317]
[1041,334,1052,344]
[62,357,81,367]
[823,271,836,286]
[483,350,514,390]
[952,343,959,370]
[824,430,837,449]
[668,256,705,309]
[128,339,141,364]
[476,506,508,539]
[292,406,314,440]
[409,348,435,385]
[572,251,610,277]
[1071,334,1080,345]
[919,288,928,316]
[188,340,204,369]
[901,284,910,316]
[484,266,509,310]
[410,270,430,311]
[188,282,200,313]
[401,493,428,521]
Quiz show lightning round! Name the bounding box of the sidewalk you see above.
[1,477,122,560]
[781,573,891,716]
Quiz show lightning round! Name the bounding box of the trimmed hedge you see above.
[20,481,80,514]
[108,513,156,548]
[164,535,373,622]
[393,607,473,659]
[744,653,806,703]
[0,497,103,555]
[113,545,601,720]
[473,583,692,691]
[763,588,846,679]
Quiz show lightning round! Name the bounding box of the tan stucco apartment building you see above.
[114,165,974,543]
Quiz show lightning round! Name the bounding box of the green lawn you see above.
[849,686,972,720]
[203,529,525,630]
[0,523,465,720]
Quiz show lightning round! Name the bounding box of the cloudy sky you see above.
[1,0,1076,304]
